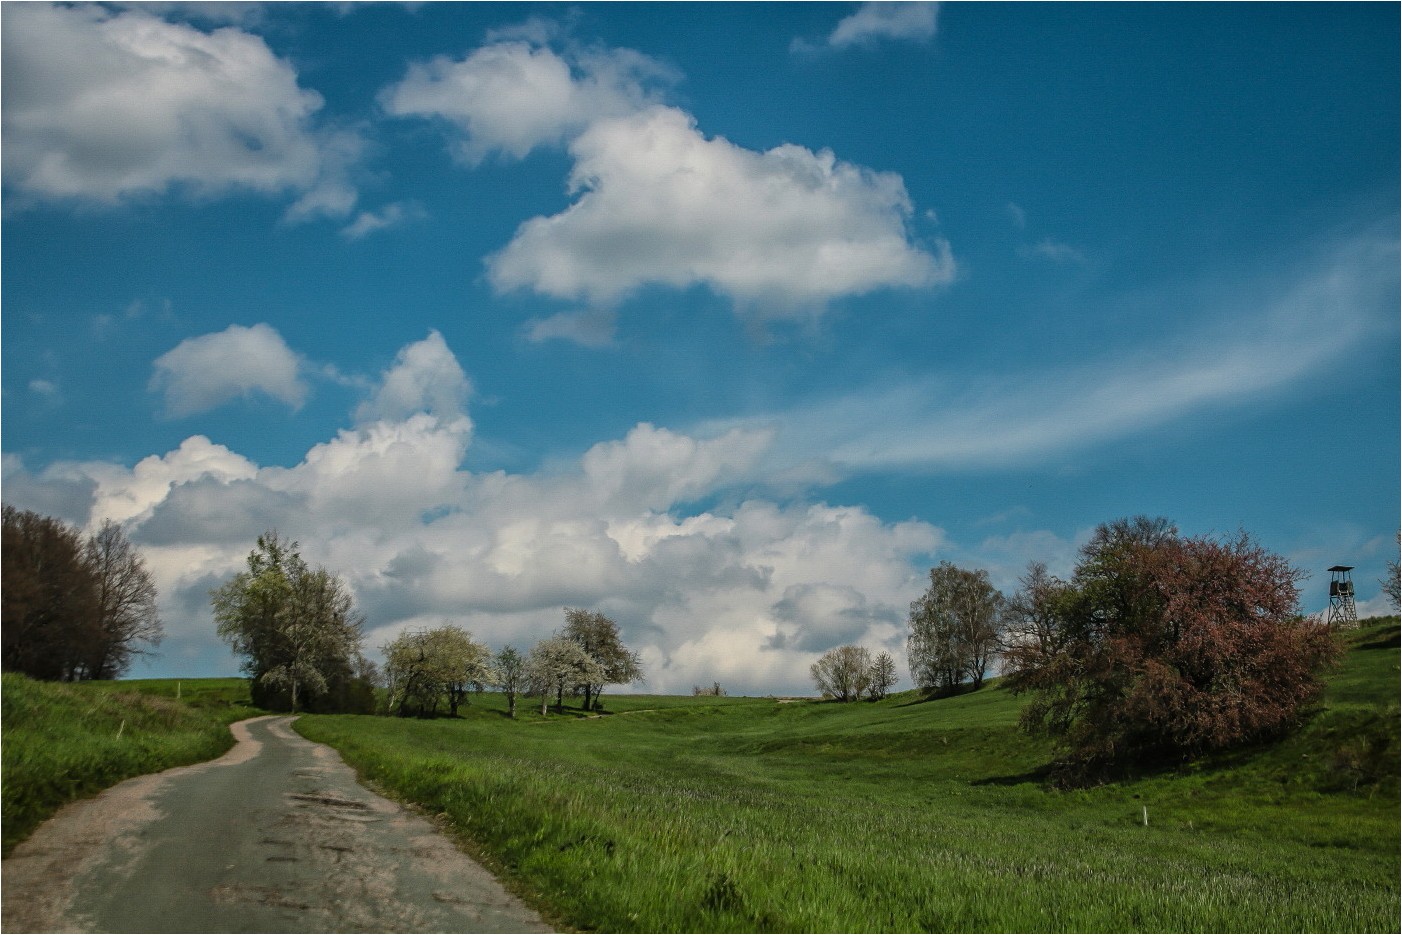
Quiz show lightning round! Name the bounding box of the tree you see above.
[907,562,1004,694]
[82,520,162,679]
[493,645,526,718]
[383,625,492,717]
[2,506,98,681]
[867,651,898,701]
[212,532,368,712]
[999,561,1074,692]
[1011,516,1339,780]
[1382,533,1400,611]
[810,645,872,702]
[561,608,643,711]
[524,636,603,715]
[1,507,162,682]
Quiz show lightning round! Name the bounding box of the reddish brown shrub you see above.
[1013,517,1339,779]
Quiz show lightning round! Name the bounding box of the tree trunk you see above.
[582,684,593,712]
[540,693,549,716]
[507,692,516,719]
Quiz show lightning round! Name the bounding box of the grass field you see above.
[297,617,1400,933]
[0,675,259,855]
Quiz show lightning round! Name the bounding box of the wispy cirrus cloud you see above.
[793,2,939,53]
[704,232,1397,476]
[827,2,939,49]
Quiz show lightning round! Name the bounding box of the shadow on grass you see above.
[895,684,983,707]
[970,763,1056,787]
[1356,624,1400,650]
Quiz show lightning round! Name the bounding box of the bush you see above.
[1011,517,1339,780]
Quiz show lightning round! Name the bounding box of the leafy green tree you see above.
[561,608,643,711]
[810,644,872,701]
[383,625,492,717]
[212,532,367,712]
[907,562,1004,693]
[1011,516,1339,781]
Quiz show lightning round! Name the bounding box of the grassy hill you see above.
[1,675,259,854]
[2,620,1394,929]
[295,617,1400,932]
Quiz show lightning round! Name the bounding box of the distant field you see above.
[298,617,1401,933]
[1,675,259,855]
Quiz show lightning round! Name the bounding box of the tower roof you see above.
[1327,565,1354,572]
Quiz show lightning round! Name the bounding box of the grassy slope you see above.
[1,675,259,855]
[298,618,1400,933]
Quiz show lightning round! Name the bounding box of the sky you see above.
[2,1,1398,695]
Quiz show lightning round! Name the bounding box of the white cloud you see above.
[340,201,426,240]
[2,3,357,214]
[150,323,307,418]
[1020,238,1086,264]
[380,40,675,164]
[353,330,471,425]
[28,378,60,400]
[828,2,939,49]
[704,232,1396,475]
[14,331,953,694]
[487,105,953,312]
[523,308,618,348]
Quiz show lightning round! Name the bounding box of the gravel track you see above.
[1,715,551,934]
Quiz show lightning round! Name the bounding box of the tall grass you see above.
[1,675,260,855]
[298,618,1399,932]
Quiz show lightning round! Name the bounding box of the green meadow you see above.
[296,618,1401,933]
[1,675,258,855]
[2,620,1395,930]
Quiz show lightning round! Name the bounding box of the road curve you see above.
[1,715,552,934]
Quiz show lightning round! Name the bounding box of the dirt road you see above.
[1,715,552,933]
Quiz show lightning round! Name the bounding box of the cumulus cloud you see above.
[828,2,939,48]
[487,105,953,312]
[380,40,675,164]
[15,331,952,693]
[2,3,357,215]
[150,323,307,418]
[353,330,471,425]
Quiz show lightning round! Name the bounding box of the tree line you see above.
[811,515,1347,782]
[2,505,163,681]
[213,531,644,717]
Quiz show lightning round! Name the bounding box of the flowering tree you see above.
[525,636,604,715]
[1012,517,1339,780]
[383,625,492,717]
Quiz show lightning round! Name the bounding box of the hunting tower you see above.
[1326,565,1357,628]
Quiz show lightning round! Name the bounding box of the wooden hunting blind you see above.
[1326,565,1357,628]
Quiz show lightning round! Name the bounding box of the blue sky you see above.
[3,2,1397,694]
